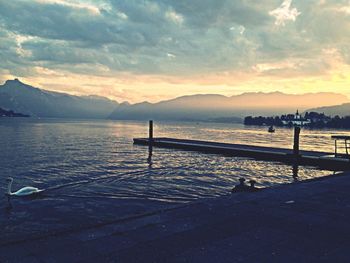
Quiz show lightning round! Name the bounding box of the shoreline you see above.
[1,171,350,262]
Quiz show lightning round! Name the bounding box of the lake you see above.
[0,118,348,243]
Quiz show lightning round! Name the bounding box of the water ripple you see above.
[0,119,340,203]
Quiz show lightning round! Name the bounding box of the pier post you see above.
[293,126,301,156]
[149,120,153,143]
[147,120,154,165]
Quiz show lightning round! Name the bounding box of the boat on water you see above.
[268,126,275,133]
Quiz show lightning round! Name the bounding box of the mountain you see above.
[306,103,350,117]
[1,79,348,121]
[0,79,119,119]
[109,92,349,121]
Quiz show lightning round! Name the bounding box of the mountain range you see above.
[0,79,119,119]
[0,79,348,121]
[307,103,350,117]
[109,92,349,121]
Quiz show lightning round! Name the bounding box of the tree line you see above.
[244,112,350,129]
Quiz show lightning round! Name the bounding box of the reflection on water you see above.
[147,140,153,166]
[0,118,347,242]
[292,164,299,181]
[0,118,346,203]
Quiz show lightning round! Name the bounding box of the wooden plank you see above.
[331,135,350,140]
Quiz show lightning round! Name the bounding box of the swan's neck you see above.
[7,180,12,195]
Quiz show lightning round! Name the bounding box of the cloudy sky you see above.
[0,0,349,102]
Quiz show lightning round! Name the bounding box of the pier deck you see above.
[134,137,350,170]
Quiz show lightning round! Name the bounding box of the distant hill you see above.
[0,107,29,117]
[0,79,119,119]
[109,92,349,121]
[306,103,350,117]
[1,79,348,121]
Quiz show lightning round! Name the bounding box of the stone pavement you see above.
[1,173,350,262]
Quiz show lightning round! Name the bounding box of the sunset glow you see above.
[1,0,350,103]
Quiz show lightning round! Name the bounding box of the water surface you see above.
[0,118,347,243]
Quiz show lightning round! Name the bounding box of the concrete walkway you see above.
[1,173,350,262]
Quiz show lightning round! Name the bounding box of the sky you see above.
[0,0,350,103]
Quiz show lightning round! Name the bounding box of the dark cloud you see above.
[0,0,349,79]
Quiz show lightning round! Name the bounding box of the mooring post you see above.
[293,126,301,156]
[149,120,153,143]
[147,120,154,165]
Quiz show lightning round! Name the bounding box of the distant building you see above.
[281,110,311,126]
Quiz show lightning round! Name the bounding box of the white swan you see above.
[6,177,43,196]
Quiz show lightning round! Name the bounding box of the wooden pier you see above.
[134,137,350,171]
